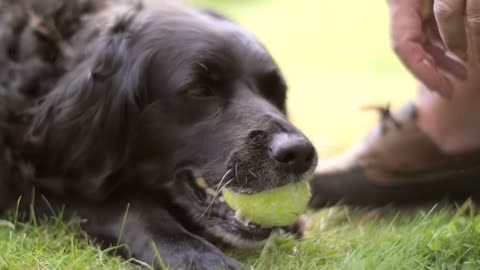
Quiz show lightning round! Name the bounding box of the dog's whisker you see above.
[196,62,209,72]
[207,178,234,218]
[214,168,232,194]
[235,163,240,184]
[199,178,233,220]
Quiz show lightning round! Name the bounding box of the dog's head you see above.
[28,5,317,247]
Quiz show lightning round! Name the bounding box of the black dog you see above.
[0,0,317,269]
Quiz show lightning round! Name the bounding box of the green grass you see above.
[0,217,138,270]
[3,203,480,269]
[228,203,480,270]
[2,1,475,269]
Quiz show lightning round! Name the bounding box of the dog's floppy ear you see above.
[27,13,152,199]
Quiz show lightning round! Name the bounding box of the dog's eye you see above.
[185,87,215,99]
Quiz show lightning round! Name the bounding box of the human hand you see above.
[388,0,475,98]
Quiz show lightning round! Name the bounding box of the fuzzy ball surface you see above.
[223,181,311,228]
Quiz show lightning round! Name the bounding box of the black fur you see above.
[0,1,317,269]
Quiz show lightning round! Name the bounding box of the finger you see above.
[424,18,468,79]
[466,0,480,62]
[434,0,467,59]
[390,0,453,97]
[397,41,454,97]
[425,42,468,79]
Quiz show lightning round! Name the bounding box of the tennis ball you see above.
[223,181,311,228]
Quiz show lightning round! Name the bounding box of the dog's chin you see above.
[167,170,282,248]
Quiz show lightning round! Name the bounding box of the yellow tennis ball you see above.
[223,181,311,228]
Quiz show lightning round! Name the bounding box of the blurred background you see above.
[189,0,417,157]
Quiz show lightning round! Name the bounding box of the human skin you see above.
[388,0,480,153]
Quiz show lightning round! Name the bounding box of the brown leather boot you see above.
[309,103,480,208]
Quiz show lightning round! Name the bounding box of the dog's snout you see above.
[269,133,316,174]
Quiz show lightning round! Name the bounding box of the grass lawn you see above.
[230,203,480,270]
[1,0,476,270]
[2,203,480,269]
[0,217,135,270]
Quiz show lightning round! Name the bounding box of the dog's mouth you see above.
[168,170,280,248]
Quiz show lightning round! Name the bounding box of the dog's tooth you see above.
[195,176,209,189]
[205,187,217,197]
[234,210,243,221]
[234,211,252,226]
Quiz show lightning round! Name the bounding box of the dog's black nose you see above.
[269,133,316,174]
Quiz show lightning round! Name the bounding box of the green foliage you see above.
[228,202,480,270]
[0,216,138,270]
[0,203,480,270]
[3,202,480,269]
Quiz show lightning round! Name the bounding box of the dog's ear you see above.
[27,13,152,199]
